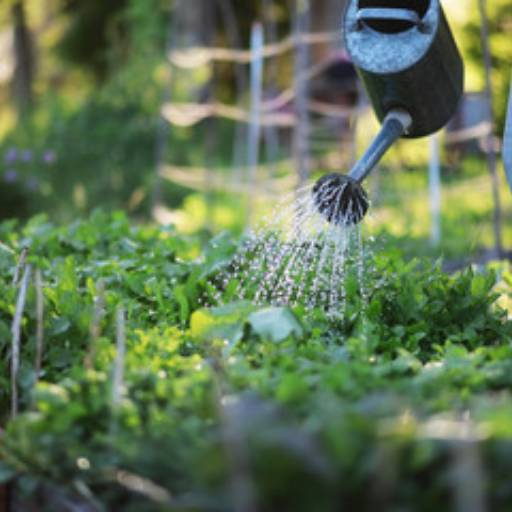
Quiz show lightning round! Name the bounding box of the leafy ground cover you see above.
[1,212,512,511]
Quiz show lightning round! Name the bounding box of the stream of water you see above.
[207,180,370,320]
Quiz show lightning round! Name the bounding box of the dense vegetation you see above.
[1,212,512,510]
[1,1,512,509]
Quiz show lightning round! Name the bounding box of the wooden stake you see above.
[150,2,180,217]
[216,0,248,189]
[478,0,503,258]
[429,133,442,246]
[84,280,105,370]
[34,269,44,379]
[12,246,28,286]
[112,307,126,409]
[247,22,265,226]
[293,0,312,187]
[11,264,32,418]
[503,78,512,192]
[262,0,281,181]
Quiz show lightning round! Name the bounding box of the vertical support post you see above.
[151,1,179,217]
[429,133,441,246]
[34,269,44,379]
[11,1,34,118]
[216,0,248,190]
[478,0,503,258]
[112,307,126,409]
[503,78,512,193]
[262,0,281,183]
[203,0,217,231]
[293,0,311,188]
[11,265,31,419]
[247,22,264,225]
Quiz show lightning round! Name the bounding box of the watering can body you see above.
[344,0,464,138]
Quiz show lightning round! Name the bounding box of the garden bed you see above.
[1,212,512,511]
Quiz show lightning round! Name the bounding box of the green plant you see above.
[1,212,512,511]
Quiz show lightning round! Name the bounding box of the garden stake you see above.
[11,265,32,418]
[12,246,29,287]
[85,280,105,369]
[110,307,126,453]
[479,0,503,257]
[112,306,126,409]
[504,79,512,192]
[34,269,44,379]
[313,0,463,225]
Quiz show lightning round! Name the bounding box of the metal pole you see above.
[503,78,512,192]
[247,22,264,225]
[478,0,504,258]
[293,0,311,187]
[151,2,180,217]
[262,0,281,182]
[429,133,442,246]
[216,0,248,190]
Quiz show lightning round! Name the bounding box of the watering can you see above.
[313,0,464,225]
[344,0,464,137]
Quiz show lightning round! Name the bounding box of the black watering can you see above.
[313,0,464,226]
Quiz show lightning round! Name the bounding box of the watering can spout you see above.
[349,109,412,183]
[313,109,411,226]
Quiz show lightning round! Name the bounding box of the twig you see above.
[11,264,32,418]
[34,269,44,379]
[84,280,105,370]
[12,246,29,286]
[111,307,126,409]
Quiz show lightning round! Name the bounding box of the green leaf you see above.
[49,317,71,336]
[173,285,189,325]
[248,307,303,342]
[190,302,253,345]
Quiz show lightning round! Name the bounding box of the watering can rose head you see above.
[312,173,369,226]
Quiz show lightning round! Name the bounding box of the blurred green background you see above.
[0,0,511,263]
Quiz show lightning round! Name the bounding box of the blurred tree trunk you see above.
[11,0,35,118]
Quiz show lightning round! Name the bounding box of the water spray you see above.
[313,0,464,225]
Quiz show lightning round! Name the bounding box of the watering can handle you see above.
[356,8,422,27]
